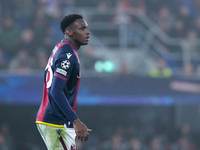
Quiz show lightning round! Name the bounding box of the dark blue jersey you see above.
[36,39,81,128]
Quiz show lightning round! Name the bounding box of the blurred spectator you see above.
[156,5,174,33]
[149,58,173,78]
[176,123,193,141]
[104,133,126,150]
[176,0,196,30]
[9,49,33,74]
[182,62,195,77]
[169,19,186,38]
[128,136,143,150]
[178,0,197,17]
[171,136,196,150]
[182,29,200,66]
[0,123,15,150]
[111,0,132,24]
[184,29,199,51]
[0,16,20,58]
[119,61,131,75]
[34,48,48,70]
[0,132,8,150]
[17,28,37,56]
[146,136,164,150]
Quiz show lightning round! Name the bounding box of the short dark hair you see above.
[60,14,83,34]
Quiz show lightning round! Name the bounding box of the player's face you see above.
[72,19,90,46]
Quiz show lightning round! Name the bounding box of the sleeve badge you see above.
[61,60,71,70]
[56,68,67,76]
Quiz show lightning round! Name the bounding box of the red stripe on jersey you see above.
[36,82,49,121]
[54,73,68,81]
[49,43,68,66]
[52,43,68,58]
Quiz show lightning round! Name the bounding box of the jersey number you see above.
[45,57,53,88]
[45,47,57,88]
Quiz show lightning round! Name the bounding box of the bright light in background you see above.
[95,60,115,73]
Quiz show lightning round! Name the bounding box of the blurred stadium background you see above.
[1,0,200,149]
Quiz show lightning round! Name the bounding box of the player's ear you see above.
[65,29,73,37]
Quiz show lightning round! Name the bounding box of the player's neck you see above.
[64,35,80,50]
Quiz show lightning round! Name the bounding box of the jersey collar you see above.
[62,38,78,52]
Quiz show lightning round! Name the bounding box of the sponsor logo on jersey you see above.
[66,53,72,59]
[61,60,70,70]
[56,68,67,76]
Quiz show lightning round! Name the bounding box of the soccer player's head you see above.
[60,14,90,47]
[60,14,83,34]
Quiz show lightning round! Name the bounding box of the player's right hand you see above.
[73,119,92,142]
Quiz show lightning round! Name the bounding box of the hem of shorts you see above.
[36,121,64,128]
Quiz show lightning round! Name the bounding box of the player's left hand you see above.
[73,119,92,142]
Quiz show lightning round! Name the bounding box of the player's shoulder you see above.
[57,42,72,52]
[55,45,76,61]
[54,42,69,55]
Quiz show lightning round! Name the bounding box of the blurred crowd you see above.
[77,122,199,150]
[1,0,200,76]
[0,120,199,150]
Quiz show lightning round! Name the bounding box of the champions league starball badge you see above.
[61,60,71,69]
